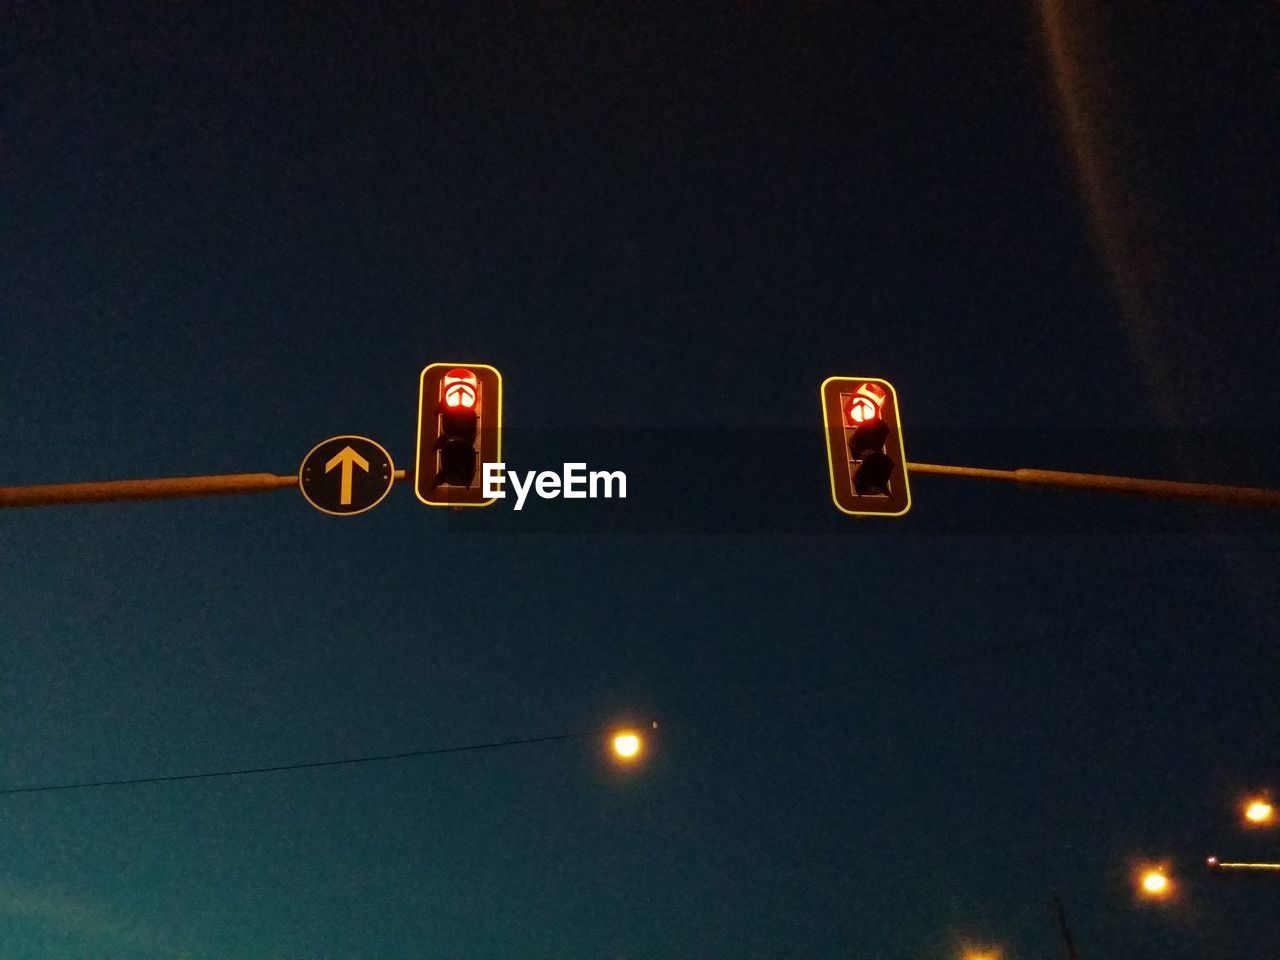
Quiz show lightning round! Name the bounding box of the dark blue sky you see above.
[2,3,1278,958]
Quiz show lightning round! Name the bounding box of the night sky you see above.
[3,3,1279,959]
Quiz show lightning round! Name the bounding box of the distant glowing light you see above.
[612,732,642,760]
[1140,869,1170,896]
[1244,799,1274,824]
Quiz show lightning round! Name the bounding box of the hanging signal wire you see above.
[0,632,1055,797]
[0,729,607,797]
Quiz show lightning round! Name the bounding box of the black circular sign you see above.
[299,436,395,516]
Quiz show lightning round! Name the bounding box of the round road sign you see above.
[299,436,395,516]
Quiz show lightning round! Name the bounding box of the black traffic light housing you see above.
[821,376,911,516]
[415,363,503,507]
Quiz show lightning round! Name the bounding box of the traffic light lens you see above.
[855,452,894,495]
[439,408,478,443]
[845,382,887,425]
[849,418,890,459]
[445,383,476,408]
[847,397,876,423]
[437,438,477,486]
[442,368,479,410]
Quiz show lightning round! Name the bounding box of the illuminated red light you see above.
[443,368,478,409]
[846,396,876,423]
[844,382,887,426]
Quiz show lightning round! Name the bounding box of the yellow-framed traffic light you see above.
[414,362,503,507]
[820,375,911,517]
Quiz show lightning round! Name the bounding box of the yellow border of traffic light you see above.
[820,375,912,517]
[414,362,504,507]
[298,435,396,517]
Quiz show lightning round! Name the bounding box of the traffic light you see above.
[820,376,911,516]
[415,362,503,506]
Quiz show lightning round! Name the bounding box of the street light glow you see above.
[1140,868,1171,897]
[612,732,642,760]
[957,936,1001,960]
[1244,799,1273,824]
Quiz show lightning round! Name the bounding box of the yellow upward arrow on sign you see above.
[325,446,370,506]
